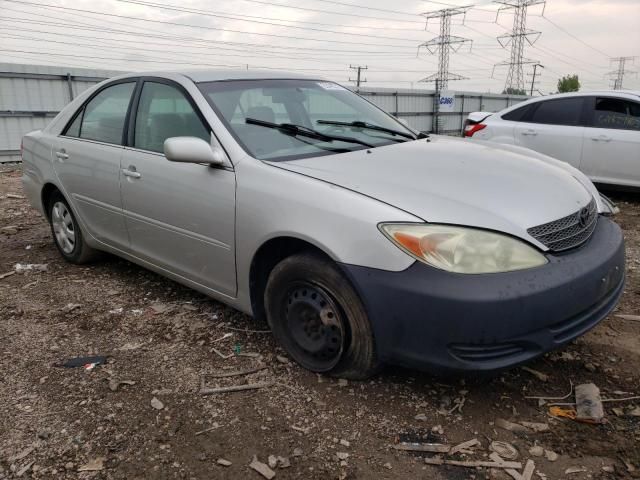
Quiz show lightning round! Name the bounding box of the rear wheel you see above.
[48,192,99,264]
[265,253,379,379]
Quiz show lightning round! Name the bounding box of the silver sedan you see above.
[22,70,624,378]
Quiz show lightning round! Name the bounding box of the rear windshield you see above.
[197,79,415,161]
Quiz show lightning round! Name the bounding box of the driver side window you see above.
[134,82,210,154]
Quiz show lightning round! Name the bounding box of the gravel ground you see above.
[1,163,639,480]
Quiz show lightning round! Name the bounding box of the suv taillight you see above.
[463,123,487,138]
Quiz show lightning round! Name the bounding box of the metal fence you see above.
[1,63,528,163]
[355,86,529,134]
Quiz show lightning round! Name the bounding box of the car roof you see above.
[110,69,323,83]
[526,90,640,101]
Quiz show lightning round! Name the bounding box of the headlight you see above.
[380,223,547,274]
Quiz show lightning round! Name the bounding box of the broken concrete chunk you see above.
[529,445,544,457]
[216,458,232,467]
[150,397,164,410]
[496,418,529,433]
[544,450,558,462]
[575,383,604,423]
[78,457,105,472]
[520,421,549,432]
[249,456,276,479]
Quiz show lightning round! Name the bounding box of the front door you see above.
[120,80,237,296]
[581,96,640,187]
[53,81,136,250]
[514,96,586,168]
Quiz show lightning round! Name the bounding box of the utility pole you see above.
[607,56,636,90]
[418,7,472,133]
[528,63,544,96]
[493,0,545,93]
[349,65,368,89]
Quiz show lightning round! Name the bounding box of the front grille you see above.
[527,198,598,252]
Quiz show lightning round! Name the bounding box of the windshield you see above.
[197,79,416,161]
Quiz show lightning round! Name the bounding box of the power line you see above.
[540,16,611,58]
[3,0,417,49]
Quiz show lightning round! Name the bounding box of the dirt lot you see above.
[1,164,639,480]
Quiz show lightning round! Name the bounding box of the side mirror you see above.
[164,137,225,166]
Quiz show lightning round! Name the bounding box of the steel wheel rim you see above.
[51,201,76,254]
[285,282,345,371]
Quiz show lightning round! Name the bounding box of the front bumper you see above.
[340,216,625,374]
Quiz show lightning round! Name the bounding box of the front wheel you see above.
[264,253,379,379]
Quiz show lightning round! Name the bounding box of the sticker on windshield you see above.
[317,82,345,91]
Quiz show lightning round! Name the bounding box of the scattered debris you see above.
[216,458,232,467]
[0,271,16,280]
[6,193,24,199]
[150,303,174,314]
[249,455,276,479]
[16,461,35,477]
[276,355,289,364]
[496,418,529,433]
[520,421,549,432]
[449,438,480,455]
[544,450,558,462]
[268,455,278,469]
[8,446,35,462]
[206,365,268,378]
[108,379,136,392]
[211,347,234,359]
[522,366,549,382]
[62,303,82,313]
[506,459,535,480]
[575,383,604,423]
[414,413,428,421]
[393,442,451,453]
[59,356,108,369]
[615,314,640,322]
[78,457,105,472]
[565,466,587,475]
[14,263,48,273]
[490,441,519,460]
[276,456,290,468]
[150,397,164,410]
[200,382,274,395]
[339,439,350,448]
[336,452,349,460]
[529,446,544,457]
[194,423,221,436]
[424,457,522,470]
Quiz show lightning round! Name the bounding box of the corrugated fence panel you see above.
[1,63,529,161]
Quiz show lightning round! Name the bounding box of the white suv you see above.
[464,91,640,189]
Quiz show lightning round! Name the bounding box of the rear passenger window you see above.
[591,97,640,131]
[79,82,135,144]
[528,98,584,126]
[501,104,532,122]
[134,82,210,154]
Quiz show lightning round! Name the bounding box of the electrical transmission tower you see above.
[607,57,636,90]
[493,0,545,93]
[349,65,368,89]
[417,7,473,91]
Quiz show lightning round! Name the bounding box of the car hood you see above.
[268,136,593,249]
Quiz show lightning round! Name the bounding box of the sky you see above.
[0,0,639,94]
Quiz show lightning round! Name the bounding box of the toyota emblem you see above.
[578,207,590,228]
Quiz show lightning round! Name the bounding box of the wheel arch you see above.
[249,236,334,323]
[41,182,63,221]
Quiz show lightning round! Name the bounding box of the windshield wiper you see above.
[316,120,417,140]
[245,118,374,148]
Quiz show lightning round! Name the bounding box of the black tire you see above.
[265,252,380,379]
[48,192,100,264]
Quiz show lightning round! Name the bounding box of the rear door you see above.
[53,80,136,250]
[581,96,640,187]
[119,79,237,296]
[514,96,586,167]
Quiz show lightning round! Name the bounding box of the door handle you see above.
[55,150,69,160]
[122,166,141,179]
[591,135,612,142]
[521,130,537,136]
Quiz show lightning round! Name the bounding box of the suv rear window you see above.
[528,97,584,126]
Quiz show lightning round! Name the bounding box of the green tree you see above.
[557,74,580,93]
[502,87,527,95]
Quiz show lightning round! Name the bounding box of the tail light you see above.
[463,123,487,138]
